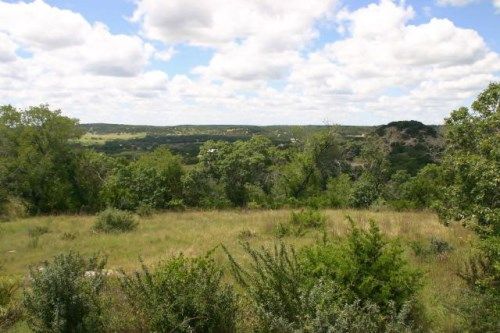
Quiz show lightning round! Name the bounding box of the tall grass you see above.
[0,209,475,331]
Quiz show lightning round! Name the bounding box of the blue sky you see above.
[0,0,498,125]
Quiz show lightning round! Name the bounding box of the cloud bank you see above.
[0,0,498,125]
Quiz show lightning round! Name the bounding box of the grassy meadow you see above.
[79,132,147,146]
[1,209,474,331]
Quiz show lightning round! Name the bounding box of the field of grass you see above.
[79,132,147,145]
[1,209,474,331]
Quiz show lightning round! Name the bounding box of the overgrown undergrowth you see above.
[0,209,477,331]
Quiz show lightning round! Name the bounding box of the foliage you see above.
[0,197,28,221]
[101,147,183,210]
[301,219,421,313]
[325,173,353,208]
[198,136,278,206]
[23,252,107,333]
[72,150,115,212]
[94,208,137,233]
[374,120,441,176]
[410,237,453,258]
[438,82,499,235]
[289,208,327,230]
[274,222,291,238]
[226,219,422,331]
[436,83,499,331]
[0,276,21,330]
[349,173,380,208]
[0,105,83,213]
[225,242,309,329]
[136,203,154,217]
[275,130,350,202]
[403,164,445,209]
[120,254,237,333]
[181,167,231,208]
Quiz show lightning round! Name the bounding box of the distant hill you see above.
[79,122,443,168]
[79,123,373,138]
[373,121,443,175]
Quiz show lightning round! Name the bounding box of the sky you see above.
[0,0,498,125]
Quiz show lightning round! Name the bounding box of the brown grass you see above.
[0,209,475,331]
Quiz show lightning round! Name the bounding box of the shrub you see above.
[237,229,257,240]
[181,168,232,209]
[325,174,353,208]
[101,147,183,210]
[456,289,499,333]
[429,237,453,255]
[0,197,28,221]
[411,237,454,259]
[225,242,308,330]
[0,276,21,330]
[301,218,422,313]
[23,252,107,333]
[289,208,327,229]
[27,225,50,249]
[349,173,380,208]
[120,254,237,333]
[167,198,186,211]
[273,222,291,238]
[94,208,137,233]
[27,225,50,238]
[225,240,422,331]
[136,203,153,217]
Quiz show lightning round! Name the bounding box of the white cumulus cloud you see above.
[0,0,498,125]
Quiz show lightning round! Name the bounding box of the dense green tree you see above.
[440,82,499,235]
[101,147,183,210]
[73,150,115,212]
[403,164,445,209]
[197,136,278,206]
[349,173,380,208]
[181,167,231,208]
[437,82,499,332]
[0,105,83,213]
[325,173,353,208]
[275,130,349,202]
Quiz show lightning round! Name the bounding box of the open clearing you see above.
[1,209,475,331]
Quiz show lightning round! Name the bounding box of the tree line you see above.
[0,84,497,231]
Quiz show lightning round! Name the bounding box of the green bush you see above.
[225,242,308,330]
[411,237,453,259]
[225,237,422,331]
[136,203,153,217]
[94,208,137,233]
[455,238,499,332]
[0,276,21,330]
[273,222,291,238]
[120,254,237,333]
[181,168,232,209]
[290,208,326,229]
[0,197,28,221]
[301,218,422,313]
[101,147,183,210]
[23,252,107,333]
[349,173,380,208]
[167,198,186,211]
[325,173,353,208]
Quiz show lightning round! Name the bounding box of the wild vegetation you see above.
[0,82,498,332]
